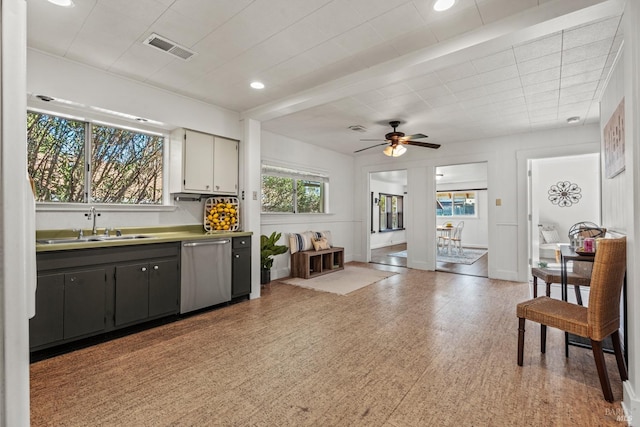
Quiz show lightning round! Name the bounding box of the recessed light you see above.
[250,81,265,90]
[567,116,580,124]
[433,0,455,12]
[47,0,75,7]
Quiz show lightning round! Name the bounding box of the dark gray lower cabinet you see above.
[63,268,107,339]
[115,263,149,326]
[30,273,64,348]
[115,258,179,326]
[232,237,251,298]
[30,269,108,348]
[149,259,180,317]
[31,243,180,351]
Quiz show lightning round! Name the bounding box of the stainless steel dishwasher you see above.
[180,239,231,314]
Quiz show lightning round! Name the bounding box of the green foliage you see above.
[261,176,294,212]
[260,232,288,270]
[26,111,163,204]
[261,176,322,213]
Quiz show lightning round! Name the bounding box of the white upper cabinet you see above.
[170,128,238,195]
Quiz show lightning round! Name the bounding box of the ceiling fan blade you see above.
[354,142,388,153]
[406,133,428,139]
[359,138,388,141]
[406,140,441,149]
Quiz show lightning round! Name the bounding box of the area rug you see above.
[437,248,487,265]
[388,250,407,258]
[281,266,396,295]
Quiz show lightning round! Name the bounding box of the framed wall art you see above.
[603,98,625,179]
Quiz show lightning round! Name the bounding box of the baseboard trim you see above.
[622,381,636,425]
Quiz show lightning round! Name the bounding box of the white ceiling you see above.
[27,0,624,155]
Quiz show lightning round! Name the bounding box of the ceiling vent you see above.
[348,125,367,133]
[143,33,196,61]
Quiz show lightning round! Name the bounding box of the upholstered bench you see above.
[531,267,591,305]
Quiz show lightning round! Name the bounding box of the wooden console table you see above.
[291,247,344,279]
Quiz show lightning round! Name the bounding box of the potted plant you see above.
[260,232,288,285]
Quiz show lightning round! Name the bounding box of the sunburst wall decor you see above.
[548,181,582,207]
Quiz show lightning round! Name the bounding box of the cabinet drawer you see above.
[233,237,251,249]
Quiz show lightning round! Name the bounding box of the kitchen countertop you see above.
[36,225,252,253]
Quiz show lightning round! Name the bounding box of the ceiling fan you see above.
[354,121,440,157]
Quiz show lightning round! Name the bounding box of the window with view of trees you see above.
[379,193,403,231]
[261,164,327,213]
[27,111,164,204]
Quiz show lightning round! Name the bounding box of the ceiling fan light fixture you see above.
[433,0,455,11]
[383,144,406,157]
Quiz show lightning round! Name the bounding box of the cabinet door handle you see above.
[141,267,147,272]
[153,265,159,270]
[241,240,245,244]
[235,254,240,258]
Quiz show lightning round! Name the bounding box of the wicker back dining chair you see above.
[516,237,627,402]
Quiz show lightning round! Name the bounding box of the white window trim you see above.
[28,108,173,208]
[261,160,331,214]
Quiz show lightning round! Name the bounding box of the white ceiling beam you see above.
[242,0,623,122]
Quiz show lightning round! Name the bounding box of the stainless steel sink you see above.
[37,235,153,244]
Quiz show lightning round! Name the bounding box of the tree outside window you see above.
[261,164,327,213]
[27,111,164,205]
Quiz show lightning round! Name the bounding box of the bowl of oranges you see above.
[204,197,239,232]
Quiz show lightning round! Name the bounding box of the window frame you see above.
[379,193,404,232]
[27,109,172,211]
[260,163,329,214]
[436,190,478,218]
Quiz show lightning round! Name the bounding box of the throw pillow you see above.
[289,231,314,254]
[312,237,330,251]
[313,230,332,247]
[541,229,560,244]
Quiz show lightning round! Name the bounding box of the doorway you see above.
[435,163,488,277]
[529,153,601,269]
[369,170,407,267]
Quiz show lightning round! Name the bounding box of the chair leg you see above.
[546,281,551,297]
[574,285,583,305]
[541,324,547,354]
[533,276,538,298]
[611,330,628,381]
[518,318,525,366]
[591,339,614,402]
[565,332,569,358]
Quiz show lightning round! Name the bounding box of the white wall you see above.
[370,178,407,249]
[532,153,601,246]
[260,130,355,280]
[1,0,31,424]
[27,49,244,231]
[611,4,640,418]
[354,124,601,281]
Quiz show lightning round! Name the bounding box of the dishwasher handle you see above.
[183,239,231,247]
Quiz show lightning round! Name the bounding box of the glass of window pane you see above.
[91,125,163,204]
[261,175,294,212]
[297,180,323,213]
[27,112,86,203]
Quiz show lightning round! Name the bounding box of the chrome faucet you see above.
[84,206,101,235]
